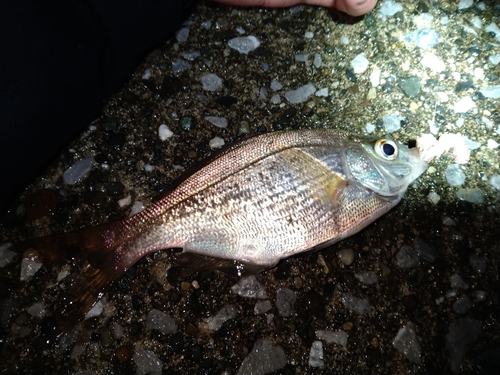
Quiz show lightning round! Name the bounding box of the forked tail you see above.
[14,222,131,338]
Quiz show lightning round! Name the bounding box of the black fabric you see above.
[0,0,195,211]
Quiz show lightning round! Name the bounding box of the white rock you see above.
[205,116,228,128]
[370,67,381,87]
[171,59,191,73]
[354,271,378,285]
[458,0,473,10]
[118,195,132,207]
[445,164,466,186]
[383,114,404,133]
[377,0,403,20]
[276,288,297,317]
[270,94,281,104]
[315,88,328,97]
[295,53,309,62]
[237,339,286,375]
[254,300,272,315]
[313,53,322,68]
[316,330,348,346]
[176,27,189,43]
[270,79,283,91]
[393,322,422,364]
[487,139,499,149]
[453,96,475,113]
[309,341,324,368]
[201,73,222,91]
[490,175,500,190]
[20,258,43,281]
[129,201,146,216]
[479,86,500,99]
[342,293,370,314]
[146,309,177,334]
[403,28,441,49]
[209,136,225,149]
[351,53,369,74]
[204,305,237,331]
[284,83,316,104]
[228,36,260,54]
[63,157,94,185]
[488,53,500,65]
[485,23,500,42]
[421,53,445,73]
[133,350,162,375]
[231,275,268,299]
[85,297,106,319]
[0,243,15,268]
[158,124,173,140]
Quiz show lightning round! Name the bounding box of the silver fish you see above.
[14,129,428,335]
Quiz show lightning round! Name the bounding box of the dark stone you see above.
[283,107,297,119]
[274,261,291,280]
[216,96,238,108]
[106,181,125,196]
[188,343,204,361]
[455,81,474,92]
[345,69,357,82]
[160,76,183,97]
[179,115,197,132]
[250,47,272,58]
[382,83,392,93]
[168,290,182,303]
[397,76,421,98]
[169,332,184,352]
[102,116,119,132]
[302,290,325,316]
[417,1,429,12]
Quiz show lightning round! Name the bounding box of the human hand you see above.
[211,0,377,17]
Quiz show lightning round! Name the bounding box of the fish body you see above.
[15,129,428,335]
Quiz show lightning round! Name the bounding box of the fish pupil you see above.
[383,143,395,156]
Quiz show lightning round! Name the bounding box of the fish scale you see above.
[11,128,428,337]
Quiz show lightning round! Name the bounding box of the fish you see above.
[13,129,428,337]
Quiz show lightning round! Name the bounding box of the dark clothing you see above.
[0,0,195,211]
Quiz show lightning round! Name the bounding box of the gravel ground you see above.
[1,1,499,374]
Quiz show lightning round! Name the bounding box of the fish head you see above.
[344,137,429,199]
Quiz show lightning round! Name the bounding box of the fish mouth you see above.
[407,146,429,183]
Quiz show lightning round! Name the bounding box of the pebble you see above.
[398,76,421,98]
[63,157,94,185]
[354,271,378,285]
[393,322,421,364]
[284,83,316,104]
[209,136,225,149]
[421,53,445,73]
[313,53,322,68]
[403,28,441,49]
[309,341,324,369]
[0,243,15,268]
[158,124,174,140]
[382,114,404,133]
[171,59,191,73]
[205,116,228,128]
[450,274,469,290]
[396,245,419,269]
[176,27,189,43]
[479,85,500,99]
[115,346,131,362]
[228,36,260,54]
[237,339,286,375]
[341,293,370,314]
[445,164,466,186]
[26,302,47,318]
[377,0,403,20]
[337,248,354,265]
[231,275,268,299]
[315,330,348,346]
[490,175,500,190]
[146,309,177,335]
[351,53,369,74]
[133,349,162,375]
[456,189,485,204]
[458,0,473,10]
[201,73,222,91]
[270,79,283,91]
[203,305,237,331]
[453,96,476,113]
[254,300,272,315]
[275,288,297,317]
[179,115,196,131]
[85,297,106,319]
[20,258,43,281]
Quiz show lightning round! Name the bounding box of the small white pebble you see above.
[129,201,146,216]
[158,124,174,140]
[304,31,314,39]
[487,139,499,149]
[205,116,228,128]
[209,137,225,149]
[142,69,151,80]
[118,195,132,207]
[144,164,155,172]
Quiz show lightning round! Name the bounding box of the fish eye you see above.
[374,139,398,160]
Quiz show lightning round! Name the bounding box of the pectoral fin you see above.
[176,251,275,278]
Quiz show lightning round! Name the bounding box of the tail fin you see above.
[14,223,129,338]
